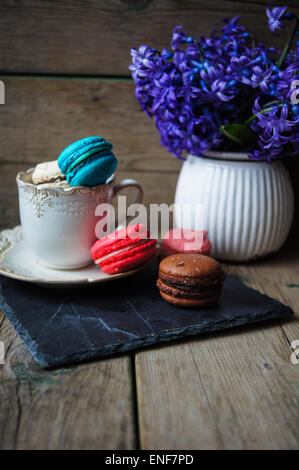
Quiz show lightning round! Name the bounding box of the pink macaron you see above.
[161,228,212,259]
[90,224,158,275]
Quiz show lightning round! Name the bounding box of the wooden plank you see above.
[0,77,181,173]
[135,250,299,450]
[0,311,136,450]
[225,245,299,369]
[0,1,298,75]
[0,162,178,230]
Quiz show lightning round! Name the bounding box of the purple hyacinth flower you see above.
[251,99,299,152]
[211,79,236,102]
[129,13,299,162]
[250,65,274,93]
[171,26,187,51]
[221,16,245,36]
[266,5,288,34]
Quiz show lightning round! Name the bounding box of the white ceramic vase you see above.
[174,152,294,261]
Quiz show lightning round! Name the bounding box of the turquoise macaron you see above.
[58,136,118,187]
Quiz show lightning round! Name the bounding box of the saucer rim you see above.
[0,225,150,286]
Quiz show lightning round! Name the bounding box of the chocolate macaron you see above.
[157,253,225,308]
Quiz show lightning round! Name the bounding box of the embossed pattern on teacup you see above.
[22,185,59,218]
[18,169,113,218]
[52,189,109,216]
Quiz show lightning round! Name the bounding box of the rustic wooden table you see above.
[0,0,298,450]
[0,244,298,450]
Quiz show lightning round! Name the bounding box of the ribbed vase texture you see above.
[174,154,294,261]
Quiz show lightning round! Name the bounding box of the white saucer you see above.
[0,226,148,287]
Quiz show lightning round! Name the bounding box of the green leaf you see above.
[219,124,255,147]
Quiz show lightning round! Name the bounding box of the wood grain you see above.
[0,0,298,76]
[1,0,298,452]
[225,246,299,370]
[135,249,299,450]
[0,311,136,450]
[0,77,181,173]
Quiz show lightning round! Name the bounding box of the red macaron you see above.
[161,228,212,259]
[90,224,158,274]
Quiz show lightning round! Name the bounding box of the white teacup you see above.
[17,168,143,270]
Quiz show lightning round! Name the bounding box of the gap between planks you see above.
[0,72,132,82]
[0,310,137,450]
[133,249,299,450]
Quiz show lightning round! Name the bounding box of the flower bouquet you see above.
[129,5,298,261]
[130,5,299,162]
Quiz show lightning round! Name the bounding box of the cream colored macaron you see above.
[32,160,65,184]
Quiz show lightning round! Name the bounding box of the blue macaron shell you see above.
[68,153,118,187]
[58,136,117,187]
[58,137,112,172]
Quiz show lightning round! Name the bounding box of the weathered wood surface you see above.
[0,309,136,450]
[0,0,299,450]
[0,0,298,76]
[0,77,180,171]
[135,246,299,450]
[1,246,298,449]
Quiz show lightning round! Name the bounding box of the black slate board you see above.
[0,259,293,368]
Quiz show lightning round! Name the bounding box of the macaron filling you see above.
[91,225,152,261]
[159,277,223,293]
[64,147,115,182]
[58,136,117,188]
[67,153,117,186]
[94,241,151,265]
[100,240,158,266]
[65,146,108,175]
[58,137,112,169]
[157,278,221,299]
[157,253,225,308]
[90,225,158,274]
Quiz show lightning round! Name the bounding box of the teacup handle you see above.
[112,179,144,228]
[113,179,144,204]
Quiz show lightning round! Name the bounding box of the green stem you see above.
[197,45,205,63]
[262,100,283,107]
[245,103,284,125]
[277,15,299,69]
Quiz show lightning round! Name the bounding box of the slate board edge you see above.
[1,294,293,368]
[0,293,49,367]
